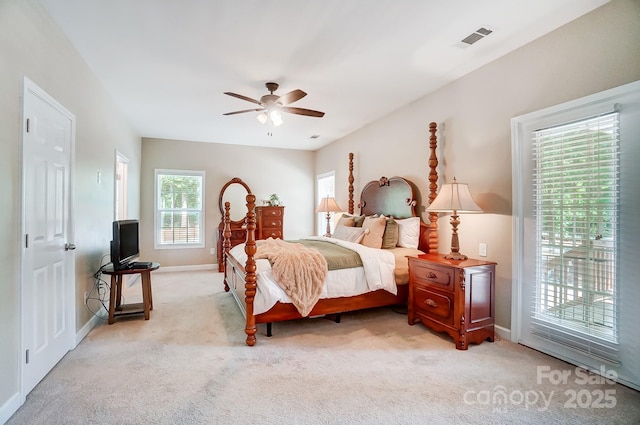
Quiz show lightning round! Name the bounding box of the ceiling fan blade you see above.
[281,106,325,117]
[277,89,307,105]
[224,92,262,106]
[223,108,265,116]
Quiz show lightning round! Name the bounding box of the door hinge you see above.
[26,349,29,364]
[25,234,29,248]
[26,118,30,133]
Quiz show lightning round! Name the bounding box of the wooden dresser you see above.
[408,253,496,350]
[217,206,285,272]
[255,206,284,239]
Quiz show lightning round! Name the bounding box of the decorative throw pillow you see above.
[336,215,355,227]
[335,213,365,227]
[360,215,387,249]
[381,216,399,249]
[352,215,366,227]
[332,225,367,244]
[396,217,420,249]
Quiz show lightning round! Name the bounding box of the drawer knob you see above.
[425,299,438,308]
[426,272,437,279]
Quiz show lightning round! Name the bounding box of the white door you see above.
[21,78,76,395]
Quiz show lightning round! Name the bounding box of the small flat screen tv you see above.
[110,219,140,270]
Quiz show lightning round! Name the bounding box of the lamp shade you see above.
[256,113,268,125]
[426,178,482,213]
[315,196,342,213]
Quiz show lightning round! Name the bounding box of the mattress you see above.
[228,237,423,315]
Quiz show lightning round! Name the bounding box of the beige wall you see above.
[316,0,640,331]
[0,0,141,415]
[2,0,638,419]
[140,138,315,267]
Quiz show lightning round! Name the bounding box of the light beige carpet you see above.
[7,270,640,424]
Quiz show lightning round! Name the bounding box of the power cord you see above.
[85,254,125,320]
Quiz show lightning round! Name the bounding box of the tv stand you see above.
[102,262,160,324]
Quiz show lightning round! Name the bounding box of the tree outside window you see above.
[155,170,205,248]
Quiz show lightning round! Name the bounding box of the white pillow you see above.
[396,217,420,249]
[332,225,367,244]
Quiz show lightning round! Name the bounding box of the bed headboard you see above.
[357,176,431,253]
[346,122,439,253]
[358,176,417,219]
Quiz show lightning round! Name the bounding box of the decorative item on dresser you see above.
[408,253,496,350]
[255,205,284,239]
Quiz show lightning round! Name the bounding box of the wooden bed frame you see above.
[223,122,440,346]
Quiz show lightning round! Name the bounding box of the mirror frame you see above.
[218,177,252,220]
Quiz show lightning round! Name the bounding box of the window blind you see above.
[531,112,619,363]
[156,171,204,247]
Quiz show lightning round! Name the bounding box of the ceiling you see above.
[38,0,609,151]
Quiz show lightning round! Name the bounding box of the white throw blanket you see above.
[255,238,328,317]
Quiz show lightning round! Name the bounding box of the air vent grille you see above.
[461,27,493,45]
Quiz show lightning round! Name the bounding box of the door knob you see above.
[64,243,76,251]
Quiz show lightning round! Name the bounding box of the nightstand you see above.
[408,253,496,350]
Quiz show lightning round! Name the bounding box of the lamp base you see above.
[444,252,468,261]
[324,212,332,238]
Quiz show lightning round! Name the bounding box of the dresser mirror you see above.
[219,177,252,221]
[217,177,252,272]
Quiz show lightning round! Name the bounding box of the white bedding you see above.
[229,236,398,315]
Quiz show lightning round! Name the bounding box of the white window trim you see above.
[511,84,632,343]
[154,169,205,249]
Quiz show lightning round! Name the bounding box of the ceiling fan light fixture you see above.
[224,82,324,126]
[256,112,268,125]
[270,109,283,127]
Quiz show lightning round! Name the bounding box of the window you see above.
[532,113,619,349]
[155,169,205,248]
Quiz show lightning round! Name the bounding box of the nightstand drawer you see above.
[410,261,455,291]
[413,285,454,325]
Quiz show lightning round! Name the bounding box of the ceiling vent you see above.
[461,27,493,45]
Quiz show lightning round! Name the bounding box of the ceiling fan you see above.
[223,82,325,127]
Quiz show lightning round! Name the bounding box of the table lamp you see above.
[316,196,343,237]
[427,177,482,260]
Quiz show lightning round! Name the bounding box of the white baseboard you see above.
[76,309,107,346]
[495,324,511,341]
[155,264,217,273]
[0,391,23,425]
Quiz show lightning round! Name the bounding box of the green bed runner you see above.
[288,239,363,271]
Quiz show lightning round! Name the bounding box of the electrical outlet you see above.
[479,243,487,257]
[210,248,215,255]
